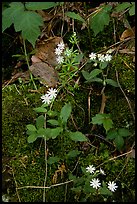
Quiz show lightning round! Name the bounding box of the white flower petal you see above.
[108,181,118,192]
[90,178,101,189]
[89,52,96,60]
[86,165,96,174]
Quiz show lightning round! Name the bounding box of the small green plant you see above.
[106,128,131,151]
[69,164,118,202]
[54,32,83,91]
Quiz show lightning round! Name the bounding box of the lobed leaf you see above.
[2,2,24,32]
[25,2,58,10]
[115,2,131,12]
[89,5,112,36]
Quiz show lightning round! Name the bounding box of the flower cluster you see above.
[86,165,118,192]
[89,52,112,62]
[55,41,65,64]
[41,88,58,105]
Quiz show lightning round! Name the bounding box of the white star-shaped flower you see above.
[98,54,105,62]
[55,47,63,56]
[90,178,101,189]
[104,54,112,61]
[56,56,64,64]
[108,181,118,192]
[57,41,65,50]
[41,94,51,105]
[89,52,96,60]
[86,165,96,174]
[47,88,58,100]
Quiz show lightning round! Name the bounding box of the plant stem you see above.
[43,113,48,202]
[23,38,37,90]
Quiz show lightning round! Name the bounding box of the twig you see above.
[115,69,135,122]
[88,88,92,124]
[17,180,73,190]
[43,113,48,202]
[64,183,68,202]
[97,150,132,168]
[12,168,21,202]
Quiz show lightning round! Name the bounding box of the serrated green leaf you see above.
[118,128,130,137]
[47,119,59,126]
[27,133,37,143]
[13,11,43,47]
[115,2,131,12]
[129,3,135,16]
[92,114,105,125]
[2,2,24,32]
[66,150,80,158]
[33,107,47,113]
[69,131,88,142]
[105,79,119,87]
[27,124,37,132]
[106,129,117,140]
[114,135,124,150]
[25,2,58,10]
[60,103,72,124]
[47,156,60,165]
[89,5,112,36]
[65,11,86,23]
[36,115,45,129]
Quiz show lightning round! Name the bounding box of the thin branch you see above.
[12,168,21,202]
[17,180,73,190]
[115,69,135,122]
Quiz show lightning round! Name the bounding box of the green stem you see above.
[23,38,37,90]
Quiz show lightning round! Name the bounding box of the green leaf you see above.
[118,128,130,137]
[92,114,113,132]
[89,69,102,78]
[37,128,47,138]
[82,70,90,81]
[105,79,119,87]
[47,156,60,165]
[50,127,63,139]
[14,11,43,47]
[85,77,103,83]
[89,5,112,36]
[65,12,86,23]
[47,119,59,126]
[100,182,113,196]
[74,53,84,64]
[60,103,72,124]
[47,110,58,117]
[103,117,113,132]
[33,107,47,113]
[25,2,58,10]
[115,2,131,12]
[82,69,102,82]
[92,114,105,125]
[66,150,80,159]
[99,61,108,69]
[129,3,135,16]
[36,115,45,129]
[2,2,25,32]
[107,129,117,140]
[27,124,37,132]
[69,131,88,142]
[114,135,124,150]
[27,133,37,143]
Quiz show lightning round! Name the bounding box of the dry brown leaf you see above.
[120,27,135,41]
